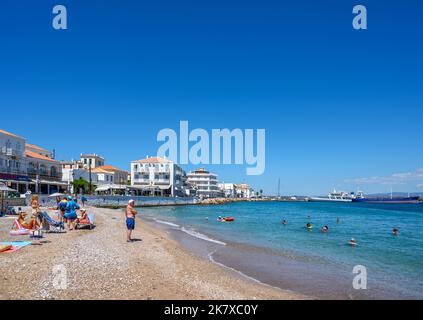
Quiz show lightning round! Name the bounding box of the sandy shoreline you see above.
[0,207,309,300]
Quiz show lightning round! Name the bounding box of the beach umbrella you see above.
[48,192,65,198]
[0,184,18,192]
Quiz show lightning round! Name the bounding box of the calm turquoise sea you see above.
[140,201,423,299]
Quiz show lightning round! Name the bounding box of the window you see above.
[40,165,47,175]
[51,166,57,177]
[134,164,138,171]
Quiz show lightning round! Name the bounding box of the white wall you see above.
[0,132,27,176]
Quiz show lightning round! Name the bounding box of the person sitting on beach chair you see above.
[38,211,65,232]
[9,212,39,236]
[15,212,40,230]
[75,209,95,230]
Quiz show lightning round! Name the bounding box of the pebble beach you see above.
[0,207,307,300]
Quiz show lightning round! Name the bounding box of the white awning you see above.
[95,186,111,192]
[0,184,18,192]
[128,185,170,191]
[95,184,127,192]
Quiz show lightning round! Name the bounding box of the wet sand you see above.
[0,207,308,300]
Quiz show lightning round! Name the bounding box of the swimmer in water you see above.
[321,225,329,233]
[393,228,399,236]
[349,238,357,247]
[282,219,287,225]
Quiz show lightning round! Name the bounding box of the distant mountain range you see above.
[307,192,423,198]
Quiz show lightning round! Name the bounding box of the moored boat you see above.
[352,196,420,204]
[309,190,355,202]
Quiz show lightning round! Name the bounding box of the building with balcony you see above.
[186,168,223,198]
[218,183,237,198]
[96,165,129,186]
[25,144,67,195]
[130,156,186,197]
[80,154,105,169]
[0,129,30,193]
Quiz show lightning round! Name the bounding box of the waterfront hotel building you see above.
[130,156,186,197]
[187,168,224,198]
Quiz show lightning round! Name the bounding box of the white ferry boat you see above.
[309,190,357,202]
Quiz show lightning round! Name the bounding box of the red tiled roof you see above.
[133,157,172,164]
[25,150,58,163]
[0,129,24,140]
[26,143,49,152]
[97,165,128,173]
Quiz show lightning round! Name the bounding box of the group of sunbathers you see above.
[10,195,91,234]
[58,195,91,230]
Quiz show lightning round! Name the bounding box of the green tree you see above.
[72,178,89,194]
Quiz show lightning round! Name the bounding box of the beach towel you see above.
[0,241,32,254]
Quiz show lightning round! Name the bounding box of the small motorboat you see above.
[218,216,235,222]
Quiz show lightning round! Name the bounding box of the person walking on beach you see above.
[81,196,87,207]
[126,199,138,242]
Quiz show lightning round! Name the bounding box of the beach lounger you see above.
[9,219,31,236]
[39,211,65,233]
[76,213,95,230]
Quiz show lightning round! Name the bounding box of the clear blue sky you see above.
[1,0,422,195]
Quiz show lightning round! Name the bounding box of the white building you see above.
[218,183,237,198]
[236,183,254,199]
[61,155,128,195]
[0,129,29,194]
[186,168,223,198]
[62,168,90,193]
[96,165,129,186]
[131,156,186,197]
[80,154,105,169]
[25,144,66,194]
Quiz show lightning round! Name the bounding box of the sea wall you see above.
[25,194,199,208]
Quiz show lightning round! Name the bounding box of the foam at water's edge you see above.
[180,227,227,246]
[152,217,226,246]
[154,219,180,228]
